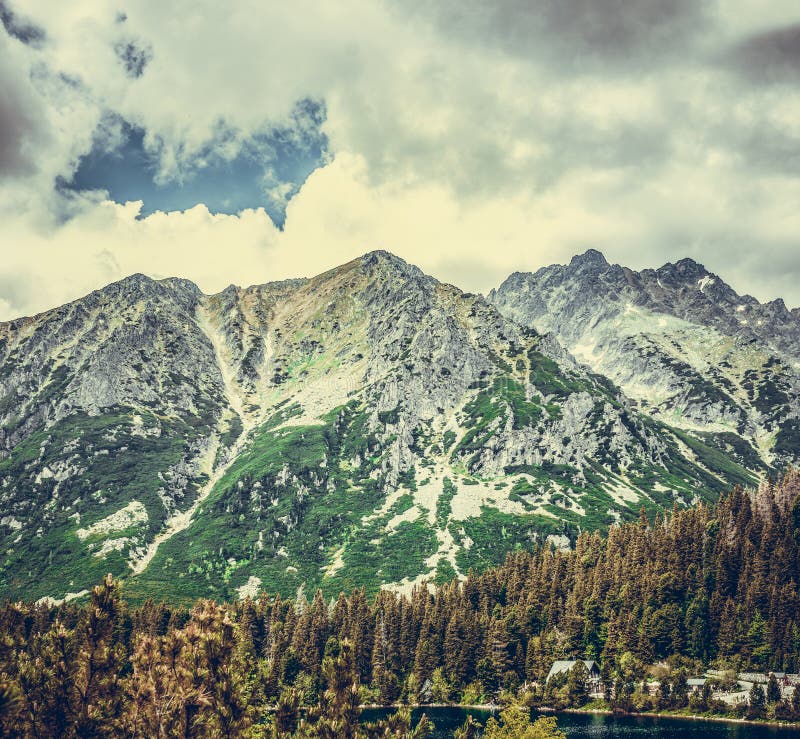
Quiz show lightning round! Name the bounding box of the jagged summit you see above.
[491,250,800,480]
[101,272,202,295]
[0,250,423,329]
[664,256,707,272]
[357,249,427,282]
[361,248,408,265]
[569,248,609,269]
[0,271,205,330]
[655,257,714,285]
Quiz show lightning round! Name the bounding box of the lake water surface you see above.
[361,707,800,738]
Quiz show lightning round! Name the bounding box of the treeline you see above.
[2,471,800,735]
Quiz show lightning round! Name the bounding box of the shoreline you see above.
[542,705,800,729]
[362,703,800,730]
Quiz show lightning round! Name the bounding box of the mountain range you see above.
[1,249,797,605]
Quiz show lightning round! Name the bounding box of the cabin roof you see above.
[546,660,600,682]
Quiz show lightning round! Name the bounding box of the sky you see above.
[0,0,799,320]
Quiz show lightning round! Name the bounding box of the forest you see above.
[3,471,800,736]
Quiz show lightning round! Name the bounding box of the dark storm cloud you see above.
[724,23,800,84]
[114,39,153,79]
[0,0,45,47]
[0,60,43,178]
[0,102,29,175]
[539,115,672,183]
[738,126,800,176]
[403,0,712,71]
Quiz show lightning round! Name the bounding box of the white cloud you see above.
[0,199,278,318]
[4,148,799,321]
[0,0,799,319]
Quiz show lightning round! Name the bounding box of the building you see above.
[738,672,768,684]
[687,678,707,694]
[770,672,790,688]
[546,660,602,694]
[740,671,792,688]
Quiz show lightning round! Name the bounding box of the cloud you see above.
[0,199,279,318]
[0,0,45,46]
[0,34,49,178]
[3,0,793,202]
[4,149,800,322]
[114,38,153,79]
[724,23,800,84]
[62,99,328,226]
[0,0,799,321]
[400,0,713,72]
[3,0,683,200]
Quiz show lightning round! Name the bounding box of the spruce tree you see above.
[566,661,589,706]
[454,714,481,739]
[767,673,782,704]
[748,682,766,718]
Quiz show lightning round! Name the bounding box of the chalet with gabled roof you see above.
[546,659,602,694]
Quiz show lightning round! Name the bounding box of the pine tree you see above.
[566,661,588,706]
[0,678,22,735]
[274,688,300,736]
[454,714,481,739]
[748,682,766,718]
[483,702,565,738]
[75,575,127,734]
[767,673,782,704]
[747,612,772,670]
[670,669,688,709]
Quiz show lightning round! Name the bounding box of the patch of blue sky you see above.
[66,100,329,227]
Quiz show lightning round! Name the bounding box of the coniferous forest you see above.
[4,471,800,736]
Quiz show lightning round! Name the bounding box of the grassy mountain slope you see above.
[0,252,759,604]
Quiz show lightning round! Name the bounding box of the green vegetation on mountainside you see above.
[129,401,441,604]
[0,408,211,600]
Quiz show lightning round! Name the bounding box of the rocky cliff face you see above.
[490,249,800,470]
[0,251,765,604]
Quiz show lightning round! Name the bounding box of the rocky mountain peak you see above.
[569,248,609,269]
[655,257,712,285]
[766,297,789,316]
[490,249,800,479]
[92,272,202,314]
[0,249,782,605]
[359,249,426,282]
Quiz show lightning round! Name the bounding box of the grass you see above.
[128,402,442,603]
[436,478,457,528]
[452,507,574,572]
[0,407,210,601]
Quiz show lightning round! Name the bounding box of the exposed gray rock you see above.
[0,249,782,602]
[490,250,800,468]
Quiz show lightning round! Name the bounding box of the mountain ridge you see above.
[491,249,800,472]
[0,249,784,604]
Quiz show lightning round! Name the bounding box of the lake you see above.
[361,707,800,738]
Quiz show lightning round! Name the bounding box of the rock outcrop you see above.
[0,251,779,603]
